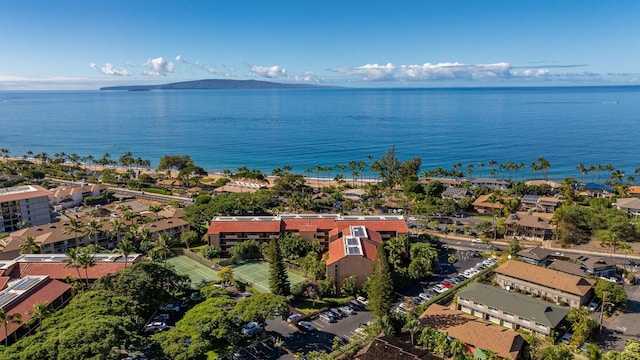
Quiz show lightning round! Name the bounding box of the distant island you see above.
[100,79,334,91]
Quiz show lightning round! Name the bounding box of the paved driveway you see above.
[600,283,640,351]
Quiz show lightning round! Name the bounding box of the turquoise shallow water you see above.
[0,86,638,181]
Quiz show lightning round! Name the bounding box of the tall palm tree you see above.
[26,301,50,332]
[63,247,83,284]
[64,218,84,248]
[78,248,96,288]
[109,218,125,244]
[0,309,22,346]
[19,236,42,255]
[83,219,103,246]
[403,314,421,345]
[116,239,136,268]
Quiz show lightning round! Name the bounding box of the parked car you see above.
[432,284,447,294]
[587,302,599,311]
[319,313,336,323]
[472,238,483,243]
[440,280,454,289]
[340,306,356,315]
[298,321,316,332]
[357,296,369,305]
[561,332,572,344]
[287,313,302,323]
[419,292,433,301]
[159,303,181,312]
[241,322,262,337]
[146,321,167,333]
[349,300,364,310]
[328,308,343,319]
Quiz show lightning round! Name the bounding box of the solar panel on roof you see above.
[347,247,362,255]
[0,293,19,308]
[522,195,539,202]
[346,237,359,246]
[11,277,42,291]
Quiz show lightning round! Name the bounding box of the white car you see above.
[432,284,447,294]
[472,238,483,243]
[587,302,599,311]
[418,292,433,301]
[287,313,302,323]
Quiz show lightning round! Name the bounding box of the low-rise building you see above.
[355,334,442,360]
[520,194,562,213]
[207,214,408,255]
[49,183,108,210]
[494,260,596,307]
[470,178,511,191]
[472,194,506,215]
[457,282,569,337]
[326,226,381,289]
[420,303,525,360]
[504,212,555,241]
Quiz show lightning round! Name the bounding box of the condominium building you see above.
[0,185,51,233]
[494,260,596,307]
[207,213,408,255]
[457,282,569,337]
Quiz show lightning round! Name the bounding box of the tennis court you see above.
[231,260,307,293]
[166,255,220,288]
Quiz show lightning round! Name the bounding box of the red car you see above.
[440,280,454,289]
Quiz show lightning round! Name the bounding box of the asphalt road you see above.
[599,283,640,352]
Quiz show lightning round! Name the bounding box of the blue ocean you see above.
[0,86,638,181]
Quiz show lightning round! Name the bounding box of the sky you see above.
[1,0,639,90]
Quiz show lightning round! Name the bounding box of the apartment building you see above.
[0,185,51,233]
[494,260,596,307]
[207,214,408,255]
[457,282,569,337]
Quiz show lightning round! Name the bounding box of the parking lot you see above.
[397,249,490,303]
[262,304,373,358]
[600,283,640,352]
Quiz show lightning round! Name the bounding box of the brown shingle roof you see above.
[495,260,596,296]
[419,304,524,360]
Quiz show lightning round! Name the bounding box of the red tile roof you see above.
[17,262,127,280]
[336,220,408,234]
[326,237,379,265]
[207,220,282,234]
[283,218,338,231]
[0,278,70,343]
[0,276,9,291]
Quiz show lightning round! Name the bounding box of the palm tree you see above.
[610,169,624,184]
[19,236,42,255]
[64,218,84,248]
[148,204,164,220]
[63,247,83,284]
[151,233,172,263]
[116,239,136,268]
[83,219,103,246]
[576,163,588,181]
[0,309,22,346]
[77,248,96,288]
[109,218,125,244]
[26,301,50,331]
[403,314,421,345]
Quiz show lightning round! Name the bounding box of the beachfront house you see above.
[615,198,640,218]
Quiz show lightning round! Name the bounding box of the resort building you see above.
[326,225,380,289]
[456,282,569,338]
[627,186,640,198]
[0,216,188,260]
[207,214,408,255]
[420,303,525,360]
[441,187,471,200]
[504,212,555,241]
[494,260,596,308]
[49,183,108,210]
[0,185,52,233]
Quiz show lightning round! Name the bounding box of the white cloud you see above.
[89,63,130,76]
[332,62,517,81]
[249,65,287,78]
[143,57,175,76]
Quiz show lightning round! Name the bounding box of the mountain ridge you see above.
[100,79,334,90]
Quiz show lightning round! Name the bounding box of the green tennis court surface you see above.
[231,260,307,293]
[166,255,220,288]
